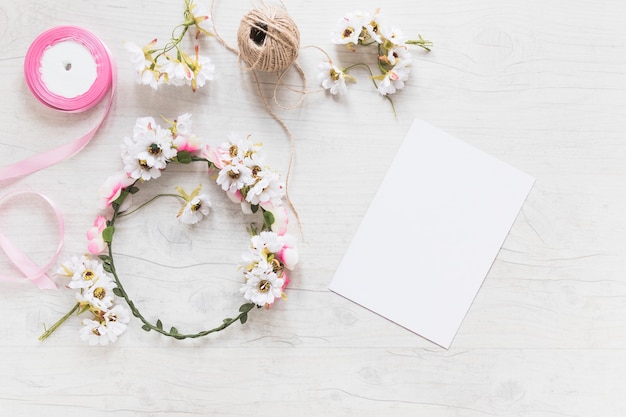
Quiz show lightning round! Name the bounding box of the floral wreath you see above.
[40,114,298,345]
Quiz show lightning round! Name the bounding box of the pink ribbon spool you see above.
[0,26,115,181]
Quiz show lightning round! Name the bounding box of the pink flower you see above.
[278,235,298,270]
[98,172,135,209]
[260,201,289,236]
[173,135,202,153]
[202,144,229,169]
[87,215,107,254]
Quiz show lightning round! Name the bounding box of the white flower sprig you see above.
[124,0,215,91]
[40,114,298,344]
[318,9,432,113]
[39,255,130,346]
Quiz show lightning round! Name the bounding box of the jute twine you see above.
[237,6,300,73]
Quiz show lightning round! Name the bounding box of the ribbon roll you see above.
[0,189,64,289]
[0,26,115,181]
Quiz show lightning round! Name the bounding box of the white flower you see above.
[122,124,176,180]
[385,45,412,67]
[133,116,158,136]
[124,41,148,75]
[178,194,212,224]
[103,305,130,339]
[240,260,285,306]
[377,64,411,95]
[380,25,408,46]
[332,11,369,45]
[139,67,162,89]
[192,54,215,89]
[161,57,192,86]
[250,231,286,254]
[79,319,110,346]
[318,61,351,95]
[246,169,286,206]
[65,257,107,290]
[76,275,116,310]
[216,161,253,193]
[364,10,385,44]
[173,113,192,136]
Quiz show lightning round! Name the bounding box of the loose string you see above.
[210,0,304,233]
[0,26,116,181]
[0,190,64,289]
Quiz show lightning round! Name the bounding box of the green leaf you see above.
[263,210,275,229]
[223,318,233,325]
[98,255,111,262]
[102,261,113,274]
[251,204,259,214]
[102,226,115,243]
[176,151,193,164]
[141,324,151,332]
[156,319,163,330]
[170,326,179,335]
[239,302,255,313]
[112,287,124,297]
[239,313,248,325]
[128,186,140,194]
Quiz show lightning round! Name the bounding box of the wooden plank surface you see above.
[1,0,625,415]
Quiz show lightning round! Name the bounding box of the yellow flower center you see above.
[342,27,354,39]
[92,328,101,336]
[228,170,240,179]
[139,159,150,169]
[148,143,162,155]
[93,287,106,300]
[191,202,202,211]
[258,279,271,293]
[370,21,379,34]
[83,269,95,281]
[229,145,238,158]
[330,68,341,81]
[251,165,262,177]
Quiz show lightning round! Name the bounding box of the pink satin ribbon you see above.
[0,26,115,288]
[0,190,64,289]
[0,26,115,181]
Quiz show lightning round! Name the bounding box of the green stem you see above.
[117,194,184,218]
[39,302,80,341]
[344,62,397,118]
[406,35,433,52]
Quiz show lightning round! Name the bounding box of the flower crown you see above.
[40,114,298,345]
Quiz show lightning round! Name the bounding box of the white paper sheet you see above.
[329,118,535,349]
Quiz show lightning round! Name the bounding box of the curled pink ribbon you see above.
[0,25,115,181]
[0,190,64,289]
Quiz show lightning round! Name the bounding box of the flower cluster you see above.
[318,9,432,98]
[240,232,298,307]
[203,135,288,231]
[48,255,130,346]
[125,0,215,91]
[41,114,298,344]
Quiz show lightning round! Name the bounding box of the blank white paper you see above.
[329,117,535,349]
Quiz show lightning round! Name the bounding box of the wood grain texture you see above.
[1,0,626,415]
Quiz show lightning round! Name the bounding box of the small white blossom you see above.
[103,305,131,340]
[161,58,192,86]
[240,259,285,306]
[79,319,110,346]
[192,54,215,89]
[246,170,286,206]
[178,194,212,224]
[318,61,351,95]
[332,11,369,45]
[76,275,116,310]
[216,161,253,193]
[377,64,411,96]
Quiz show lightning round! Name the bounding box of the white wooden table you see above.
[1,0,624,415]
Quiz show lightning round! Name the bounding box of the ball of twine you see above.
[237,5,300,73]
